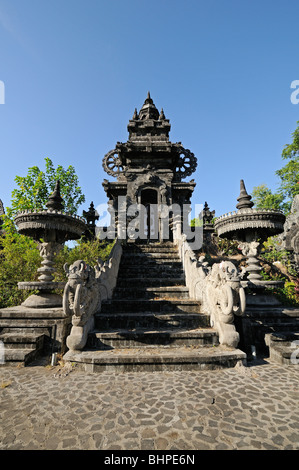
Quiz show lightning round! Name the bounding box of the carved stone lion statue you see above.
[63,260,100,326]
[205,261,246,348]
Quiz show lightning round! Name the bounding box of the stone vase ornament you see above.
[14,181,87,308]
[214,180,286,288]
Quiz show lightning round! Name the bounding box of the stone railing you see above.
[63,239,123,351]
[175,234,246,348]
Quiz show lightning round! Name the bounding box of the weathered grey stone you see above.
[214,180,285,286]
[280,194,299,271]
[101,93,197,242]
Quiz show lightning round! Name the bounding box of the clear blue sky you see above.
[0,0,298,219]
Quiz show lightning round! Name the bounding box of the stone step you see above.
[116,277,185,288]
[0,318,63,329]
[0,347,41,366]
[0,306,67,331]
[117,267,185,278]
[100,299,201,314]
[253,321,299,332]
[119,259,183,267]
[121,252,181,260]
[0,306,65,319]
[0,305,70,366]
[87,327,219,349]
[94,312,210,330]
[0,331,45,350]
[64,345,247,373]
[265,332,299,365]
[119,261,182,268]
[124,242,177,251]
[113,286,190,300]
[1,327,48,334]
[245,307,299,318]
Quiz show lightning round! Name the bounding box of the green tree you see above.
[9,157,85,216]
[0,230,113,309]
[251,184,285,211]
[0,157,89,308]
[0,222,40,308]
[54,239,114,282]
[252,121,299,214]
[277,122,299,206]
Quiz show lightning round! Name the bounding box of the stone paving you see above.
[0,358,298,451]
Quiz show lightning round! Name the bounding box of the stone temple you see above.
[101,92,197,243]
[0,93,298,370]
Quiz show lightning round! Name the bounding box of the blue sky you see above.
[0,0,298,220]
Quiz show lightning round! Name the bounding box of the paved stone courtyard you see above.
[0,358,298,451]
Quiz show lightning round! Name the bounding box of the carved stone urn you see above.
[14,181,87,308]
[214,180,286,287]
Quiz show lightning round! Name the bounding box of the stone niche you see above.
[101,93,197,242]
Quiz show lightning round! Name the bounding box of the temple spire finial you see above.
[159,108,165,120]
[236,179,254,210]
[46,180,64,211]
[138,91,159,120]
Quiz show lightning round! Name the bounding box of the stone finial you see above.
[146,91,152,103]
[46,180,64,211]
[138,92,159,120]
[159,108,166,120]
[83,201,99,239]
[236,180,254,210]
[202,201,215,226]
[83,201,99,225]
[132,108,138,120]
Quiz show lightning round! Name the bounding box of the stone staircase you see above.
[0,306,69,366]
[240,301,299,363]
[65,242,246,372]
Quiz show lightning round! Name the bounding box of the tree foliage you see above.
[54,239,114,282]
[0,224,113,309]
[9,157,85,216]
[0,157,112,309]
[252,121,299,214]
[0,223,40,308]
[251,184,285,211]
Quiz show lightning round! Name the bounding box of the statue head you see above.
[64,260,90,287]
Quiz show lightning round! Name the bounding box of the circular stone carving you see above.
[175,148,197,180]
[102,149,124,177]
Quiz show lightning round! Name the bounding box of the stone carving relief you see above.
[63,240,122,351]
[280,194,299,271]
[176,236,246,348]
[204,261,246,348]
[102,149,124,178]
[174,147,197,181]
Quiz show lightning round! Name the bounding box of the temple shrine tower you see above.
[102,93,197,241]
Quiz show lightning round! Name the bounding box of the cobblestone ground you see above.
[0,359,298,451]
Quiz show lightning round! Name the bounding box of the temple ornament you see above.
[63,240,122,351]
[175,234,246,348]
[205,261,246,348]
[174,147,197,181]
[102,149,124,177]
